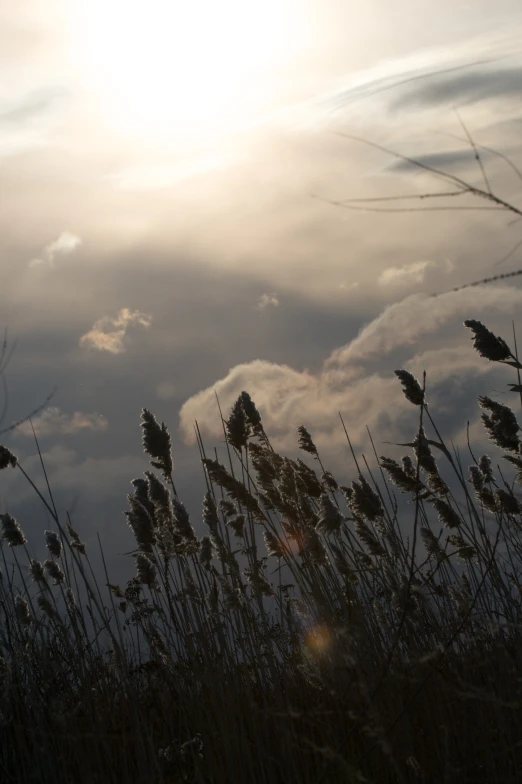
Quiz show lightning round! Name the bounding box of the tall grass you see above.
[1,317,522,784]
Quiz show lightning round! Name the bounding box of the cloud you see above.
[0,88,67,126]
[178,284,522,454]
[389,66,522,113]
[257,293,280,310]
[378,261,433,287]
[11,407,108,438]
[29,231,81,269]
[79,307,152,354]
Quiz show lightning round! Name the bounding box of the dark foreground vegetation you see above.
[1,317,522,784]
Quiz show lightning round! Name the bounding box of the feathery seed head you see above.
[0,446,17,469]
[29,560,47,583]
[494,488,521,516]
[0,513,26,547]
[419,527,444,561]
[394,369,424,406]
[354,518,386,557]
[263,529,285,558]
[172,496,197,541]
[478,454,493,480]
[479,396,520,453]
[14,596,32,626]
[240,391,264,436]
[402,455,416,479]
[135,553,157,586]
[44,559,65,585]
[413,427,438,475]
[140,408,174,481]
[65,587,76,610]
[464,319,512,362]
[431,498,462,529]
[124,495,156,554]
[468,465,484,492]
[203,492,219,536]
[380,456,420,494]
[316,493,344,535]
[295,459,323,498]
[227,513,246,537]
[199,536,213,569]
[66,521,87,555]
[37,594,56,618]
[225,395,251,450]
[321,471,339,492]
[297,425,318,456]
[348,476,384,522]
[45,530,62,559]
[219,499,237,517]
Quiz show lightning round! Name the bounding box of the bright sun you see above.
[70,0,302,144]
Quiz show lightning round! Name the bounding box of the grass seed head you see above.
[45,530,62,559]
[140,408,174,481]
[14,596,32,626]
[0,446,17,469]
[464,319,512,362]
[135,553,158,586]
[394,370,424,406]
[0,513,26,547]
[44,559,65,585]
[29,560,47,583]
[225,395,252,450]
[297,425,318,457]
[479,397,520,453]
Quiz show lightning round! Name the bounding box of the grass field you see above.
[1,316,522,784]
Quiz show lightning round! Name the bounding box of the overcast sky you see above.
[1,0,522,585]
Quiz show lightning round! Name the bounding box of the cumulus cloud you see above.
[29,231,81,269]
[257,293,280,310]
[79,307,152,354]
[12,407,108,438]
[178,284,522,454]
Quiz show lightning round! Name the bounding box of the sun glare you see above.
[70,0,302,144]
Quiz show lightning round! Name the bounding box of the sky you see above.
[1,0,522,587]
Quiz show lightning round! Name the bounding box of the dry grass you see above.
[0,317,522,784]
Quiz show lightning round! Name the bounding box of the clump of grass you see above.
[1,317,522,784]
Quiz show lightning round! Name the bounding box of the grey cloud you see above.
[389,67,522,113]
[387,148,478,174]
[11,407,108,438]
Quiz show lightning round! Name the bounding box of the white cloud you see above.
[29,231,81,269]
[178,284,522,454]
[257,293,280,310]
[378,260,432,287]
[11,406,108,438]
[79,307,152,354]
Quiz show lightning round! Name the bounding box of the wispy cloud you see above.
[79,308,152,354]
[12,407,108,438]
[29,231,81,269]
